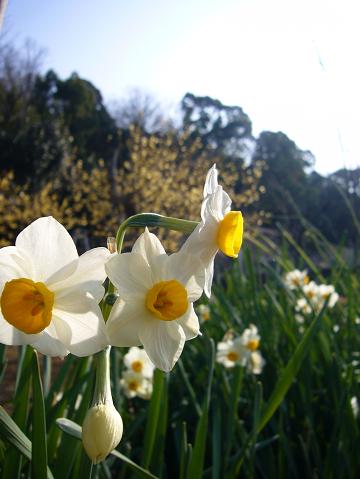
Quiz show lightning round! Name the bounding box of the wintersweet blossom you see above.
[120,370,153,400]
[181,165,243,297]
[106,228,205,372]
[284,269,309,290]
[0,216,109,356]
[123,346,154,378]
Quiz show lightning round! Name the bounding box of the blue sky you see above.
[3,0,359,175]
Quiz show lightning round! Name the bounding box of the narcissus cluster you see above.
[0,165,245,464]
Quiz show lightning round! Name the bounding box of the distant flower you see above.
[0,217,109,356]
[123,346,154,378]
[216,337,247,368]
[317,284,339,308]
[284,269,309,290]
[247,350,265,375]
[216,324,264,374]
[303,281,319,302]
[120,370,153,400]
[106,229,205,372]
[181,165,243,297]
[197,304,211,322]
[295,298,312,316]
[351,396,359,418]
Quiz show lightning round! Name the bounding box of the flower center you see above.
[1,278,54,334]
[227,351,239,362]
[217,211,244,258]
[131,360,143,373]
[129,380,139,391]
[246,339,259,352]
[145,280,188,321]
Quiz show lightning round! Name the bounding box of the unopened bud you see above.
[82,346,123,463]
[82,402,123,464]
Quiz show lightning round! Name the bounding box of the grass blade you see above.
[31,350,48,479]
[188,338,215,479]
[0,406,54,479]
[258,305,326,433]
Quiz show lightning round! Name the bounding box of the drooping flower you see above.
[106,228,205,372]
[284,269,309,290]
[181,165,243,297]
[120,370,153,400]
[123,346,154,378]
[0,216,109,356]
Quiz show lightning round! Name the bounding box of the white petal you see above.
[106,299,149,347]
[105,252,152,300]
[204,256,216,298]
[0,246,33,287]
[50,247,110,302]
[132,228,166,264]
[203,164,218,197]
[177,304,200,340]
[30,322,70,357]
[203,186,231,221]
[15,217,79,283]
[139,321,185,372]
[0,314,33,346]
[165,253,205,302]
[52,302,107,357]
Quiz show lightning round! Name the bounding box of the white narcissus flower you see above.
[247,350,265,375]
[123,346,154,378]
[181,165,243,297]
[217,325,265,374]
[317,284,339,308]
[216,338,247,368]
[120,370,153,400]
[0,217,109,356]
[284,269,309,290]
[105,229,205,372]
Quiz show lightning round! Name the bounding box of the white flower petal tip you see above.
[203,164,219,197]
[0,216,109,357]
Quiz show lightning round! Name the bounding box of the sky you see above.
[3,0,360,175]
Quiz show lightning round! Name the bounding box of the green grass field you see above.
[1,225,359,479]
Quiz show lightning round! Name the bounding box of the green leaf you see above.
[31,350,48,479]
[2,345,33,479]
[56,418,158,479]
[0,406,54,479]
[188,338,215,479]
[257,306,326,433]
[141,368,164,469]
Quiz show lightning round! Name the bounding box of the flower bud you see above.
[82,346,123,463]
[82,402,123,464]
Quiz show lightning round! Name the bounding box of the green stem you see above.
[92,346,112,406]
[115,213,198,251]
